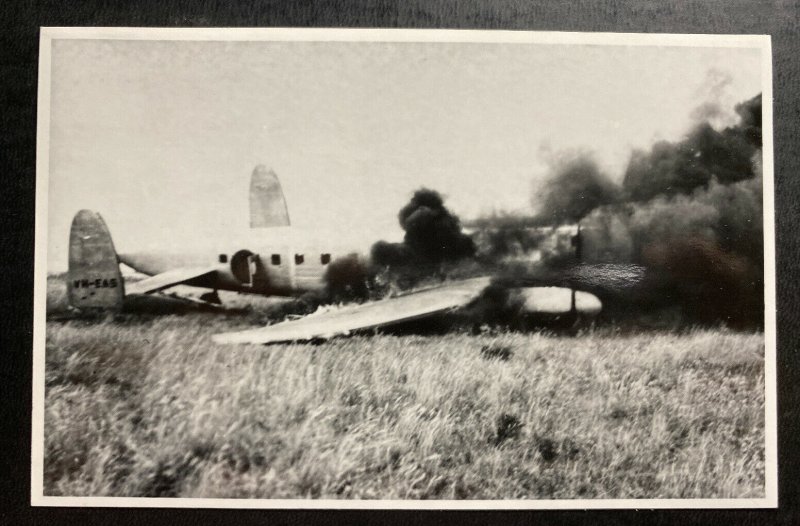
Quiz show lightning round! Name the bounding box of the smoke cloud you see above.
[324,253,373,303]
[577,93,764,327]
[689,68,736,128]
[321,92,765,330]
[622,94,761,202]
[314,190,480,308]
[371,188,476,269]
[534,152,621,224]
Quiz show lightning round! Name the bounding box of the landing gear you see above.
[199,290,222,305]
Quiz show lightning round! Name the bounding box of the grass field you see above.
[42,277,766,499]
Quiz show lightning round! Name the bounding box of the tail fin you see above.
[67,210,124,311]
[249,165,290,228]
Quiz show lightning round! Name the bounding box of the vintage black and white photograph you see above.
[32,28,776,508]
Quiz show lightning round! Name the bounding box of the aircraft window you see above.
[271,254,281,266]
[218,254,228,263]
[295,254,304,265]
[321,253,331,265]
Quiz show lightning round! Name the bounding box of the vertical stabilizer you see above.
[250,165,290,228]
[67,210,124,311]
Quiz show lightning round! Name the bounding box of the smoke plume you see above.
[321,92,765,329]
[324,253,373,303]
[534,152,621,224]
[371,188,476,270]
[577,93,764,327]
[689,68,736,129]
[622,94,761,202]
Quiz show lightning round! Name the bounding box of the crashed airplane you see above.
[66,166,601,344]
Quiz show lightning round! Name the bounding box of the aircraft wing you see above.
[125,266,220,295]
[213,276,492,345]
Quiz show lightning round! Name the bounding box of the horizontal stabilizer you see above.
[125,266,220,295]
[67,210,124,311]
[213,276,491,345]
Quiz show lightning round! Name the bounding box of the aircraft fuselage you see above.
[119,244,342,297]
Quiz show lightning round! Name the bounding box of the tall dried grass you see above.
[43,304,765,499]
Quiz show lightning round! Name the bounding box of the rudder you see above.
[67,210,124,311]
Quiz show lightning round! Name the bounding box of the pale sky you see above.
[45,37,763,271]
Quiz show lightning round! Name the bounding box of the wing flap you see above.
[125,266,220,295]
[213,276,492,345]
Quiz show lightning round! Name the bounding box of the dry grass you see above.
[42,278,765,500]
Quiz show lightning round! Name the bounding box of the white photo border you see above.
[32,26,777,509]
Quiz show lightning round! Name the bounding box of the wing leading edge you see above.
[213,276,492,345]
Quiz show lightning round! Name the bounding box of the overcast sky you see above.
[45,37,763,271]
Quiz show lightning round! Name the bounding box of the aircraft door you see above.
[248,253,268,289]
[230,249,268,291]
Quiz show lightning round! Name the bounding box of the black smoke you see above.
[577,93,764,328]
[640,236,761,326]
[734,93,762,147]
[622,94,761,202]
[315,189,479,300]
[534,152,620,224]
[326,92,765,329]
[324,253,373,303]
[371,188,476,270]
[467,92,765,328]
